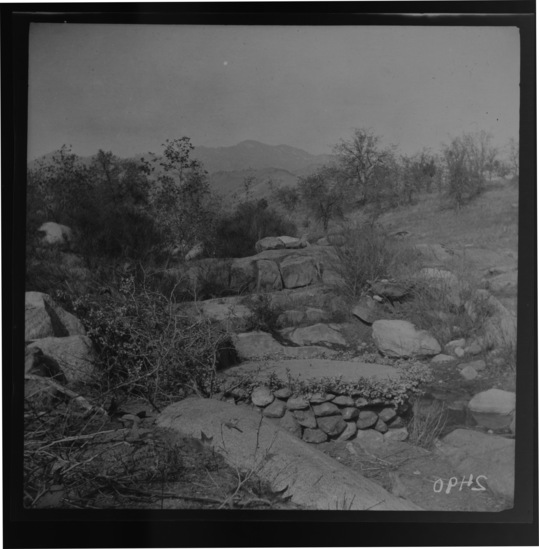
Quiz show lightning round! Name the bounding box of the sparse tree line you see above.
[27,129,518,269]
[273,129,518,231]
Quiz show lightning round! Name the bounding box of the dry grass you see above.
[407,398,448,449]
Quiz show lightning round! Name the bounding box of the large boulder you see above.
[467,389,516,430]
[372,319,441,358]
[180,296,253,331]
[25,292,86,341]
[435,429,514,501]
[280,256,318,289]
[255,236,286,253]
[27,335,96,385]
[156,398,420,510]
[285,323,347,348]
[231,331,337,361]
[38,222,73,248]
[256,260,282,292]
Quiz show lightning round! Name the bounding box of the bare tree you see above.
[333,128,393,206]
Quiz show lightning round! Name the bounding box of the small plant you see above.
[407,398,448,449]
[243,293,283,333]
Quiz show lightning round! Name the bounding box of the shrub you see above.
[61,273,233,401]
[210,199,297,258]
[333,222,421,299]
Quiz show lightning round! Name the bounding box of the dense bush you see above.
[210,198,297,258]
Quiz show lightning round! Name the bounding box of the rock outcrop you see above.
[372,319,441,358]
[156,398,421,510]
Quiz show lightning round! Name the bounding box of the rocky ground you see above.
[23,183,518,511]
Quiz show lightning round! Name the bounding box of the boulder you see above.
[372,319,441,358]
[312,402,340,417]
[379,407,397,423]
[38,222,73,248]
[357,410,378,430]
[436,429,514,501]
[468,389,516,430]
[352,296,378,324]
[337,421,358,441]
[317,415,347,437]
[255,236,286,254]
[369,281,411,301]
[286,396,310,411]
[157,398,421,509]
[384,427,409,442]
[332,395,355,407]
[354,429,385,447]
[25,292,86,341]
[460,366,478,380]
[262,399,286,418]
[25,346,66,383]
[484,270,517,294]
[309,393,336,404]
[293,408,317,428]
[341,407,359,421]
[303,428,328,444]
[280,256,318,289]
[251,386,274,407]
[278,236,306,249]
[274,387,292,399]
[279,410,302,438]
[231,332,338,361]
[256,260,282,292]
[27,335,96,385]
[285,323,347,348]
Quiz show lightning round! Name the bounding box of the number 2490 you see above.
[433,475,487,494]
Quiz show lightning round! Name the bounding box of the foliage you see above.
[59,272,233,400]
[210,198,297,258]
[271,184,300,214]
[225,362,432,407]
[400,149,438,203]
[143,137,217,257]
[333,127,395,207]
[407,398,448,449]
[333,221,420,299]
[297,163,352,232]
[442,131,497,208]
[507,137,519,183]
[243,293,283,333]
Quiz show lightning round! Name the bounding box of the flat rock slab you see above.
[435,429,515,501]
[156,398,420,510]
[221,358,401,384]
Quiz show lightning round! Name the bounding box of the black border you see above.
[3,3,537,547]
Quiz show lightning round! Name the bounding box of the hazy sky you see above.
[28,24,520,160]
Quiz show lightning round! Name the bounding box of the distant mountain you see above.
[28,140,335,204]
[192,140,333,174]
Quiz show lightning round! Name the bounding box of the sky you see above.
[28,24,520,161]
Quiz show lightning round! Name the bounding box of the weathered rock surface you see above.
[431,354,456,364]
[285,323,347,348]
[221,358,401,385]
[468,389,515,429]
[156,398,420,510]
[293,408,317,428]
[352,296,378,324]
[312,402,340,417]
[436,429,514,501]
[28,335,96,385]
[372,319,441,358]
[25,292,86,341]
[357,411,378,430]
[384,427,409,442]
[38,221,73,247]
[231,332,338,361]
[255,236,286,253]
[182,296,252,330]
[280,256,318,289]
[251,386,274,407]
[256,260,283,291]
[303,428,328,444]
[262,399,286,418]
[317,415,347,436]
